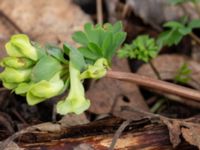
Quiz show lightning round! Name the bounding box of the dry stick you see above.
[189,32,200,46]
[97,0,103,25]
[109,120,131,150]
[149,61,161,79]
[106,70,200,102]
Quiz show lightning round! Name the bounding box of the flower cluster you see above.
[0,34,65,106]
[0,22,126,115]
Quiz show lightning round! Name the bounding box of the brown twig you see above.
[189,32,200,46]
[109,120,130,150]
[97,0,103,25]
[106,70,200,102]
[149,61,161,79]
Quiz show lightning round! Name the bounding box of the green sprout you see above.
[157,19,200,47]
[118,35,159,62]
[174,63,191,84]
[0,21,126,115]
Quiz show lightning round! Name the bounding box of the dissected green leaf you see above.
[118,35,159,62]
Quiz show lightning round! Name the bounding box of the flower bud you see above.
[26,72,64,105]
[1,57,34,69]
[80,58,109,79]
[56,62,90,115]
[0,67,31,83]
[5,34,38,61]
[2,82,17,90]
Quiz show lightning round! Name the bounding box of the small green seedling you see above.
[174,63,191,84]
[157,19,200,47]
[118,35,159,62]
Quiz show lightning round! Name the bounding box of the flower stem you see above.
[106,70,200,102]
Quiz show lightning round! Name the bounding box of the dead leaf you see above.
[0,0,91,45]
[160,118,182,147]
[182,126,200,149]
[59,113,89,127]
[138,55,200,89]
[160,116,200,149]
[126,0,199,25]
[87,57,149,118]
[137,54,200,108]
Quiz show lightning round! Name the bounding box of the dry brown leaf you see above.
[126,0,200,25]
[87,57,149,118]
[137,54,200,108]
[138,54,200,90]
[59,113,89,127]
[161,118,182,147]
[160,116,200,149]
[0,0,91,45]
[182,126,200,149]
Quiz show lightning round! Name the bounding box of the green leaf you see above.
[118,35,159,62]
[31,55,62,82]
[46,44,67,63]
[164,21,183,29]
[64,43,86,70]
[88,42,103,57]
[102,33,113,56]
[73,22,126,64]
[107,32,126,60]
[188,19,200,29]
[32,42,46,59]
[72,31,89,46]
[178,27,191,35]
[84,24,99,44]
[63,43,70,56]
[78,47,99,60]
[174,63,191,84]
[112,21,123,33]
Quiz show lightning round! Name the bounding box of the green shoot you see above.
[118,35,159,62]
[174,63,191,84]
[157,19,200,47]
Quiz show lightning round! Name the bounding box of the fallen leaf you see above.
[0,0,91,45]
[59,113,89,127]
[87,57,149,118]
[160,117,181,147]
[137,54,200,108]
[182,126,200,149]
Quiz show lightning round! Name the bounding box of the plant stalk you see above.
[106,70,200,102]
